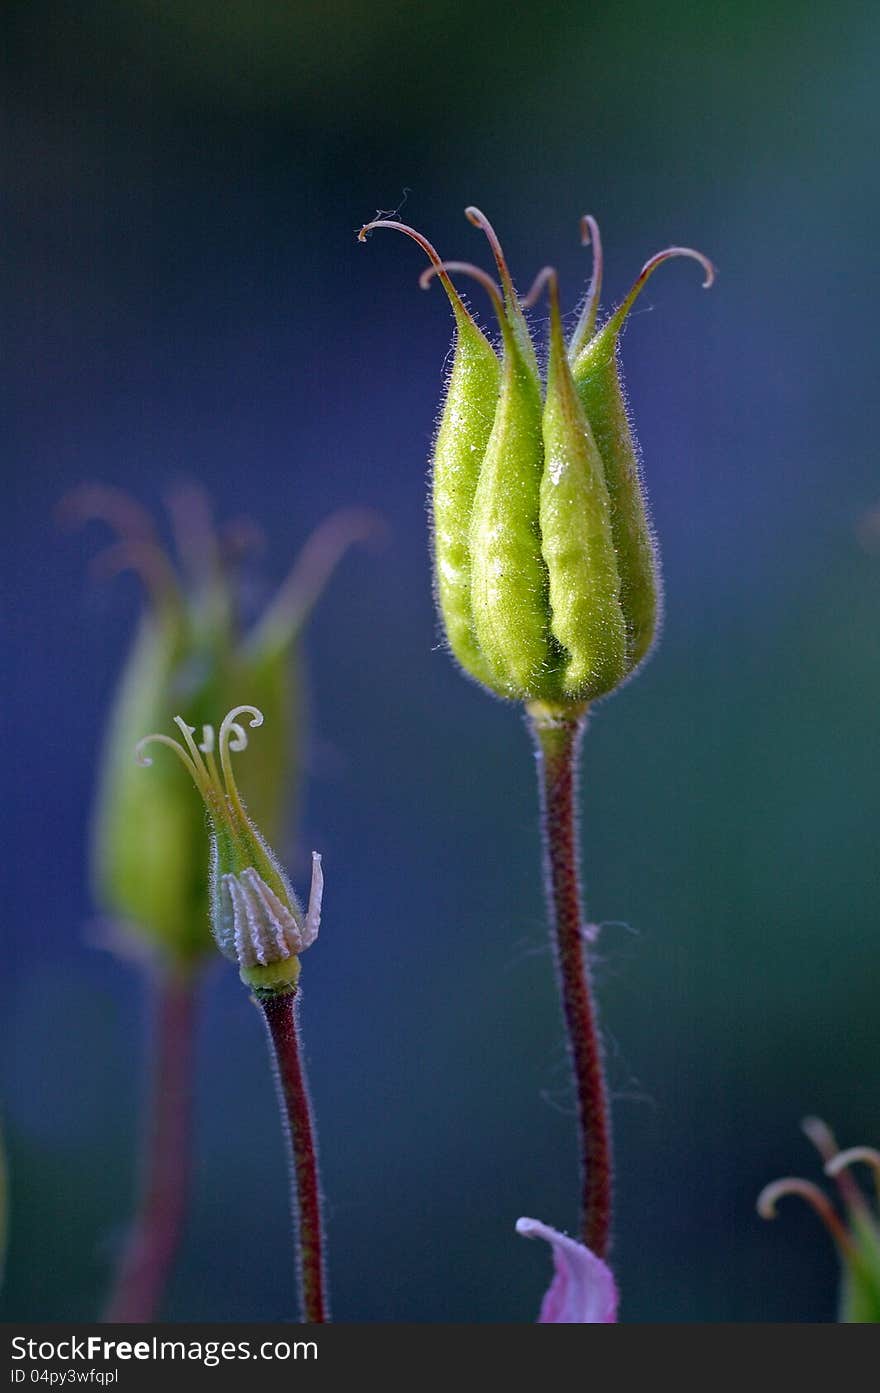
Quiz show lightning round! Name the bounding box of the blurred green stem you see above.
[104,968,197,1322]
[529,704,612,1258]
[259,991,328,1323]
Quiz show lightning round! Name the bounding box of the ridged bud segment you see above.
[459,264,550,698]
[570,235,715,672]
[358,220,501,689]
[540,270,627,699]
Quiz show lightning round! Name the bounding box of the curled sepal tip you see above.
[358,218,480,332]
[603,244,715,346]
[756,1178,855,1257]
[760,1128,880,1322]
[567,214,604,360]
[802,1116,841,1163]
[520,264,558,310]
[826,1148,880,1202]
[57,483,158,545]
[464,206,540,378]
[464,207,518,307]
[419,259,506,328]
[248,507,386,655]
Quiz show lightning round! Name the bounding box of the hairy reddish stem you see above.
[104,970,197,1322]
[530,708,612,1257]
[259,991,328,1323]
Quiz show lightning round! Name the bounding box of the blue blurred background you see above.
[4,0,880,1322]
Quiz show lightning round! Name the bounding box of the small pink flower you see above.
[516,1217,618,1323]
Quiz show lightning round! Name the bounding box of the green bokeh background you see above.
[3,0,880,1321]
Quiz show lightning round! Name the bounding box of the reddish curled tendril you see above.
[464,206,519,308]
[419,260,508,339]
[57,483,159,545]
[59,483,182,614]
[357,218,479,329]
[601,244,715,343]
[802,1117,864,1210]
[249,506,386,653]
[465,206,540,372]
[520,265,559,311]
[88,540,181,613]
[756,1178,856,1259]
[568,214,604,359]
[165,481,222,591]
[826,1148,880,1207]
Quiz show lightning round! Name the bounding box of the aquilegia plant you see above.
[359,206,714,1304]
[137,706,328,1323]
[66,486,373,1321]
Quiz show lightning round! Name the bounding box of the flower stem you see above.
[104,968,197,1322]
[528,703,612,1258]
[259,990,328,1323]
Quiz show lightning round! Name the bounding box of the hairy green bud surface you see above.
[360,209,714,710]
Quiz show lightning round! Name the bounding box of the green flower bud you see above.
[65,487,373,967]
[360,209,714,711]
[136,705,323,995]
[758,1120,880,1323]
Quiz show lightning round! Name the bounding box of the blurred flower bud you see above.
[64,486,375,967]
[360,209,713,711]
[758,1118,880,1322]
[137,706,322,995]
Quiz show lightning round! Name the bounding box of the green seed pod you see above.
[569,222,715,672]
[136,706,323,995]
[360,208,713,711]
[538,268,627,700]
[66,488,373,967]
[358,219,500,688]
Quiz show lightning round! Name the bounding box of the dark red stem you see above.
[259,991,328,1323]
[530,708,612,1258]
[104,969,197,1322]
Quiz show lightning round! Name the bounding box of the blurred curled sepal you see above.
[758,1118,880,1323]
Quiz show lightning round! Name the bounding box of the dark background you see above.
[4,1,880,1321]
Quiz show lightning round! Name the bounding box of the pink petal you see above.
[516,1217,618,1323]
